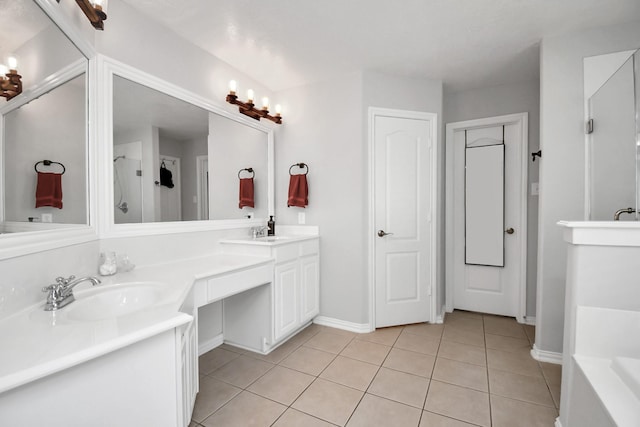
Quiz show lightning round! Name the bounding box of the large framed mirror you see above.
[98,56,274,237]
[0,0,94,259]
[584,48,640,221]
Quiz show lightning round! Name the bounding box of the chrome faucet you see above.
[614,207,636,221]
[42,275,101,311]
[250,226,268,239]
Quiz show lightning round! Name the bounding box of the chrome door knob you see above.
[378,230,393,237]
[505,227,514,235]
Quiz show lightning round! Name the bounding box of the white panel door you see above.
[374,115,433,328]
[159,155,181,222]
[451,122,524,317]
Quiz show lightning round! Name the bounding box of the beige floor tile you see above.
[346,393,422,427]
[540,361,562,386]
[210,355,274,388]
[340,339,392,365]
[432,358,488,392]
[487,348,543,378]
[425,381,490,427]
[483,316,528,339]
[304,331,353,354]
[189,421,200,427]
[199,347,241,375]
[485,333,531,354]
[355,326,403,346]
[488,369,555,407]
[272,408,337,427]
[247,366,315,405]
[319,355,379,391]
[490,395,558,427]
[442,325,485,348]
[280,346,336,376]
[192,376,242,422]
[218,343,247,354]
[292,378,364,426]
[367,367,429,408]
[403,322,445,339]
[383,348,436,378]
[395,331,440,356]
[549,381,561,409]
[444,316,484,334]
[419,411,478,427]
[437,340,486,366]
[200,391,286,427]
[523,324,535,344]
[318,326,358,338]
[246,338,302,364]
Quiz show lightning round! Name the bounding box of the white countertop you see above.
[0,253,274,394]
[221,234,319,246]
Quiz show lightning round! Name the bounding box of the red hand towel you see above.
[35,172,63,209]
[288,174,308,208]
[239,177,255,208]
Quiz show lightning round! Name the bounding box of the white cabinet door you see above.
[300,255,320,323]
[274,260,300,341]
[179,319,198,427]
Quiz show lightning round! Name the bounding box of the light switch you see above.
[298,212,306,224]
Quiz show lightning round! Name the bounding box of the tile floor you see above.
[191,311,561,427]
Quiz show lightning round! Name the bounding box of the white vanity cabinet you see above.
[221,236,320,349]
[178,290,198,427]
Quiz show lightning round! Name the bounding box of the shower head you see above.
[114,155,126,162]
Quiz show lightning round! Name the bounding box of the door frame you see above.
[445,113,528,322]
[367,107,439,331]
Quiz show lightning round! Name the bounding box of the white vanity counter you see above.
[0,252,273,394]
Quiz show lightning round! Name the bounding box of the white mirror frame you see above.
[96,55,275,238]
[0,0,97,260]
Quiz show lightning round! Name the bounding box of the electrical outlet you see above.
[41,213,53,223]
[298,212,306,224]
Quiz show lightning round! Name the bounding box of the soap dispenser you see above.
[267,216,275,236]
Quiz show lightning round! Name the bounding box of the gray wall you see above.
[444,79,540,317]
[536,19,640,354]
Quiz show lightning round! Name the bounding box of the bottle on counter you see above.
[267,216,275,236]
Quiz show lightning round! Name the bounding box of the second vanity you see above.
[0,231,319,427]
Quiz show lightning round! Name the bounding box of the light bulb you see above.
[228,80,237,94]
[275,104,282,116]
[262,97,269,110]
[7,56,17,70]
[247,89,254,102]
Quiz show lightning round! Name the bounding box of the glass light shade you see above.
[275,104,282,115]
[262,97,269,109]
[0,64,8,76]
[7,56,17,70]
[92,0,108,11]
[228,80,237,93]
[247,89,254,102]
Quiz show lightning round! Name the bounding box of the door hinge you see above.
[585,119,594,135]
[136,170,142,176]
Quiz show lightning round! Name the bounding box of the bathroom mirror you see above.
[0,0,94,258]
[102,57,274,236]
[584,49,640,221]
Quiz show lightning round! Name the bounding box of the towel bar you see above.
[34,160,66,175]
[289,163,308,175]
[238,167,255,179]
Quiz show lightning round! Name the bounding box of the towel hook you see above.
[289,162,308,176]
[34,160,66,175]
[238,167,255,179]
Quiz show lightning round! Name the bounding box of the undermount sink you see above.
[64,282,167,321]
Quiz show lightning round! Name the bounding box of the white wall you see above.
[444,79,540,317]
[536,20,640,354]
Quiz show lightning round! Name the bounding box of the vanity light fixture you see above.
[0,57,22,101]
[226,80,282,124]
[75,0,108,30]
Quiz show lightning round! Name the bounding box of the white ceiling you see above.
[120,0,640,93]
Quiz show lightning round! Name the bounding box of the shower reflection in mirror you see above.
[113,143,143,223]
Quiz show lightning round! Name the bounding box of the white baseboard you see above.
[198,333,224,356]
[435,314,445,324]
[524,316,536,326]
[531,344,563,364]
[314,316,372,333]
[555,417,562,427]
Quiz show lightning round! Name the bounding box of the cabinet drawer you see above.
[206,263,273,303]
[273,244,299,263]
[299,238,319,256]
